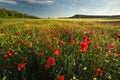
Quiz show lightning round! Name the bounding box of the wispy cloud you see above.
[80,9,88,12]
[101,8,120,15]
[102,0,120,5]
[87,8,120,15]
[23,0,54,4]
[79,0,120,15]
[94,0,120,15]
[0,0,16,4]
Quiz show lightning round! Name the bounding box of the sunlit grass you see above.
[0,19,120,80]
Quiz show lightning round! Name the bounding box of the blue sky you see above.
[0,0,120,18]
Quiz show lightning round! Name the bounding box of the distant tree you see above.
[0,8,39,19]
[0,8,8,18]
[8,11,15,18]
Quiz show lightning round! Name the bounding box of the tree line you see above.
[0,8,39,19]
[70,14,120,18]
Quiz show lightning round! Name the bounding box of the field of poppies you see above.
[0,19,120,80]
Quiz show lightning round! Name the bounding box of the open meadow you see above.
[0,18,120,80]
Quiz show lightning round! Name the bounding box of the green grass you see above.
[48,18,120,22]
[0,18,120,80]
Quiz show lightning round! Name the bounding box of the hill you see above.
[70,14,120,18]
[0,8,39,19]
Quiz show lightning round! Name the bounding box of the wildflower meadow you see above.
[0,19,120,80]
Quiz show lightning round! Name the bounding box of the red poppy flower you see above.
[70,40,75,44]
[47,57,55,66]
[29,26,32,29]
[45,64,50,69]
[18,39,24,44]
[108,44,114,49]
[27,32,32,35]
[36,37,40,42]
[51,37,55,40]
[58,75,64,80]
[94,42,99,49]
[43,39,47,43]
[3,53,9,58]
[90,31,96,36]
[79,42,88,52]
[117,33,120,38]
[29,40,33,47]
[7,50,14,56]
[21,57,27,62]
[16,32,20,36]
[54,31,58,35]
[47,44,53,49]
[38,52,45,57]
[53,48,59,56]
[58,40,64,45]
[17,63,26,71]
[84,35,91,44]
[96,67,103,76]
[94,45,99,49]
[45,57,55,69]
[116,54,120,58]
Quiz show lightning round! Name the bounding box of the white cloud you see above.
[23,0,54,4]
[104,9,120,15]
[94,0,120,15]
[89,8,120,15]
[83,0,120,15]
[0,0,16,4]
[103,0,120,5]
[80,9,88,12]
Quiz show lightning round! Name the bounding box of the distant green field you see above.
[0,18,120,23]
[44,18,120,22]
[0,18,120,27]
